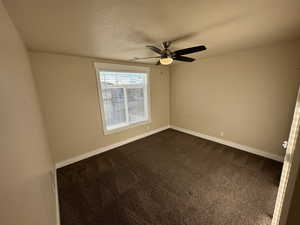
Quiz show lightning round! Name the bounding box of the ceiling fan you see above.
[133,41,207,65]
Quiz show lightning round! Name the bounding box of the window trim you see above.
[94,62,151,135]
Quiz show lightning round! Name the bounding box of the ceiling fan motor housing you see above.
[162,41,171,49]
[161,49,173,59]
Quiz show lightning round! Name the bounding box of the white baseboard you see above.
[55,124,283,169]
[55,125,170,169]
[170,125,284,162]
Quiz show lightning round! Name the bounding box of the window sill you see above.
[104,119,151,135]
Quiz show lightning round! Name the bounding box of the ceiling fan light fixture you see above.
[160,57,173,65]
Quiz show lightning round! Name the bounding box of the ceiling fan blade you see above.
[156,60,161,65]
[173,55,195,62]
[146,45,162,55]
[174,45,207,55]
[132,56,160,60]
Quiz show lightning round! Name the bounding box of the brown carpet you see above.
[57,129,282,225]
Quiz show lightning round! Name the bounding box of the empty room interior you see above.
[2,0,300,225]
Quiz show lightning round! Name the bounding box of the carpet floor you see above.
[57,129,282,225]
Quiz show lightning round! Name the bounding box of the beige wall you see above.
[30,52,170,163]
[170,40,300,157]
[0,2,56,225]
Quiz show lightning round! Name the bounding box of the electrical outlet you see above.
[220,131,224,137]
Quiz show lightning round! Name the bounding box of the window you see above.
[95,63,150,134]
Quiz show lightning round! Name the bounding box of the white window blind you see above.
[96,68,150,134]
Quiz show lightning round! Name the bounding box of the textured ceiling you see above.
[4,0,300,63]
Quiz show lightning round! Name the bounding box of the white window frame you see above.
[94,62,151,135]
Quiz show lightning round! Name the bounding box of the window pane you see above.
[100,71,146,86]
[126,88,146,123]
[102,88,126,129]
[98,68,149,133]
